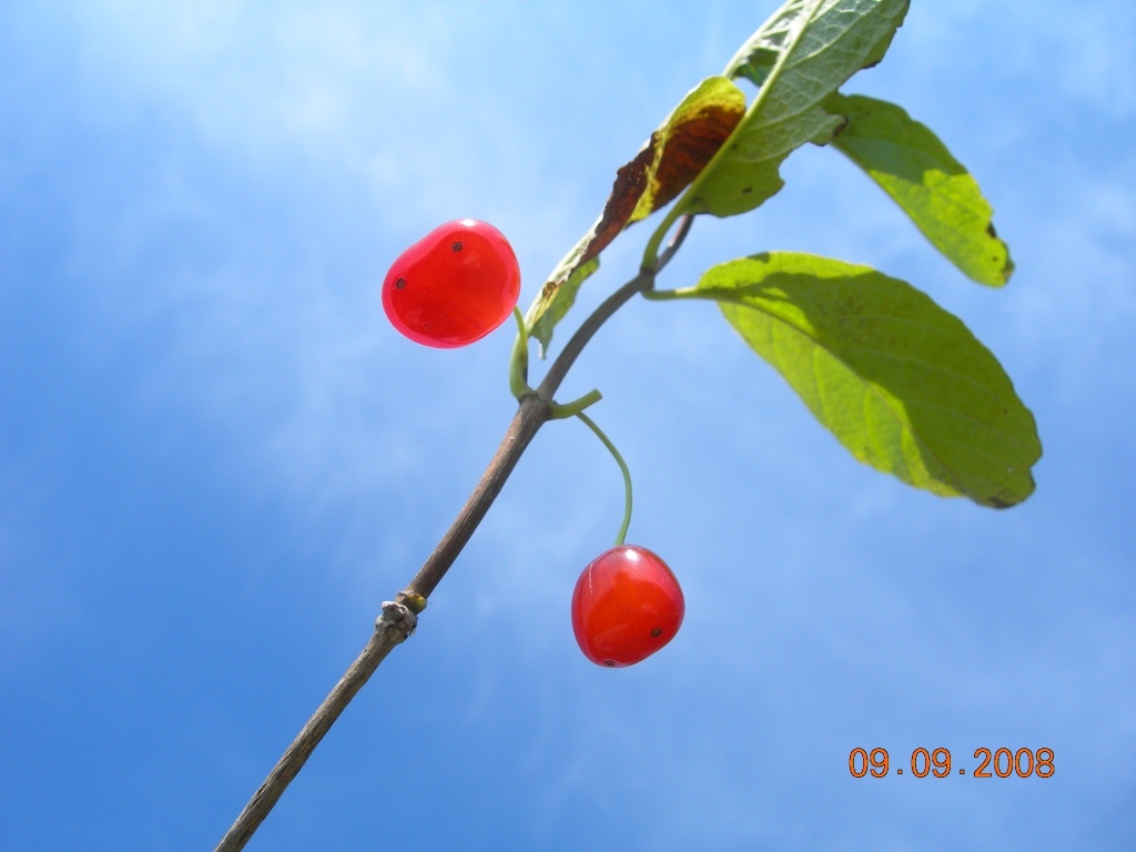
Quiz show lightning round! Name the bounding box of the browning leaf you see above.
[582,139,657,266]
[526,76,745,353]
[631,79,747,221]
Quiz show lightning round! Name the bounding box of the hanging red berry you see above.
[571,545,684,667]
[382,219,521,348]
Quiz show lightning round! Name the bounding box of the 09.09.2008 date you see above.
[849,747,1054,779]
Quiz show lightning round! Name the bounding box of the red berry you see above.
[382,219,521,348]
[571,545,684,667]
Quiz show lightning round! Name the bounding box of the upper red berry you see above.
[382,219,521,348]
[571,545,684,667]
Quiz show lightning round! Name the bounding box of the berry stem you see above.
[509,307,534,400]
[548,388,602,419]
[575,410,633,547]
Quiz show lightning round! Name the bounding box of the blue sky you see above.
[1,1,1134,849]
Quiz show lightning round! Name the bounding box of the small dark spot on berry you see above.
[741,186,753,195]
[604,659,616,667]
[451,241,463,252]
[395,277,407,290]
[650,627,662,638]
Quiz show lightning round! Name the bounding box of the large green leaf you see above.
[525,76,745,355]
[693,252,1040,507]
[826,93,1014,286]
[677,0,910,218]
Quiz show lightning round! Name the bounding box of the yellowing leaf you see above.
[826,92,1014,286]
[695,252,1041,507]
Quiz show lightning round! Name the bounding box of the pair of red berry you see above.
[383,219,684,667]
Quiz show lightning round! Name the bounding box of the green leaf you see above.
[525,256,600,356]
[678,0,910,218]
[524,76,745,355]
[825,93,1014,286]
[694,252,1040,507]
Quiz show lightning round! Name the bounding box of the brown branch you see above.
[403,393,550,600]
[213,396,551,852]
[214,217,693,851]
[215,602,418,852]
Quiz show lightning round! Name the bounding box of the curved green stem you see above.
[548,388,602,420]
[509,307,534,400]
[641,207,683,273]
[641,211,695,276]
[576,411,633,547]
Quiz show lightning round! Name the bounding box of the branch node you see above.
[378,600,419,640]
